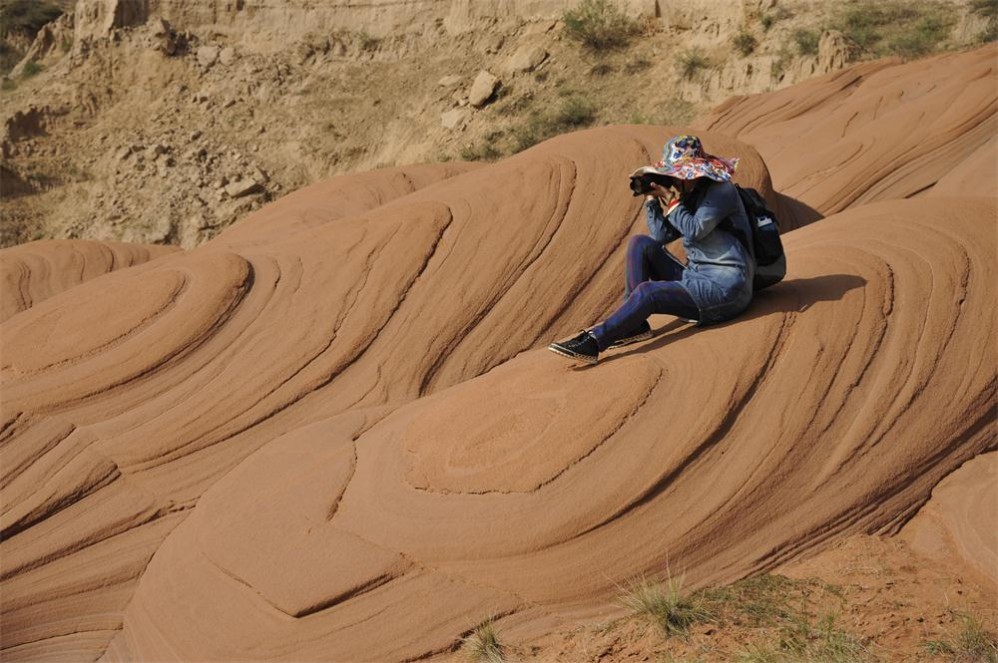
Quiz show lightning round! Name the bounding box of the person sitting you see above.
[548,134,755,365]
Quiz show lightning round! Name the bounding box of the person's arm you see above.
[667,181,737,241]
[644,194,682,244]
[644,198,681,243]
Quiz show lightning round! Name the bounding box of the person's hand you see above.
[649,182,681,213]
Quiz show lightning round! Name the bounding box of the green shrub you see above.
[463,617,505,663]
[677,48,710,80]
[0,0,62,39]
[0,40,20,75]
[761,14,775,31]
[511,96,598,153]
[619,575,712,637]
[829,1,953,58]
[972,0,998,16]
[563,0,639,50]
[771,44,792,79]
[794,29,819,55]
[887,12,952,58]
[955,613,998,660]
[21,60,41,78]
[734,30,758,56]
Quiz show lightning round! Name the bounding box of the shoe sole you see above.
[547,344,598,365]
[607,330,654,349]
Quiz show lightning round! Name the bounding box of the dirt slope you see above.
[1,48,996,662]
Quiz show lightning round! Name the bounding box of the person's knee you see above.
[628,234,657,255]
[630,281,657,313]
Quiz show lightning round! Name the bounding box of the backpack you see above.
[727,186,787,291]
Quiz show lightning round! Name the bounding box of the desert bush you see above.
[563,0,639,50]
[0,0,62,39]
[771,44,793,79]
[794,29,820,55]
[0,40,19,74]
[356,30,380,51]
[619,574,712,636]
[460,130,504,162]
[1,77,15,91]
[463,617,505,663]
[829,1,953,59]
[761,14,775,31]
[734,30,758,56]
[589,62,615,76]
[623,57,651,74]
[60,34,72,53]
[922,612,998,661]
[676,48,710,80]
[887,12,952,58]
[511,95,598,152]
[21,60,41,78]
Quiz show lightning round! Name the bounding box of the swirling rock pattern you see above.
[2,47,996,662]
[0,239,178,323]
[698,44,997,214]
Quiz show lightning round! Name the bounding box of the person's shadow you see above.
[592,273,867,366]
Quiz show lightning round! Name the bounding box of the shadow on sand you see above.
[588,273,867,367]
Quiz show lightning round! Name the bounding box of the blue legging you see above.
[591,235,700,351]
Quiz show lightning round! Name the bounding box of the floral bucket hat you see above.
[651,134,739,182]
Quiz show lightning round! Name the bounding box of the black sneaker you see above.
[548,330,599,365]
[607,320,653,349]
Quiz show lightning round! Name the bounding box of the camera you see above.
[628,171,676,197]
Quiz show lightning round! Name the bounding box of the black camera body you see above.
[629,171,676,197]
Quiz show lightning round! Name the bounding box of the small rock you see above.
[189,130,202,141]
[468,70,500,108]
[225,177,263,198]
[437,74,463,88]
[440,108,469,130]
[507,45,549,73]
[115,146,132,161]
[197,45,219,67]
[219,47,236,66]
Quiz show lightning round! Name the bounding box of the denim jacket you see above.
[645,180,754,324]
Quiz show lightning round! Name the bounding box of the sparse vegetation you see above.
[623,57,651,74]
[356,30,380,52]
[60,34,72,53]
[628,98,695,126]
[794,29,820,56]
[510,95,598,153]
[463,616,505,663]
[677,48,711,80]
[21,60,41,78]
[1,76,14,91]
[619,574,712,636]
[0,0,63,39]
[460,132,503,161]
[971,0,998,42]
[589,62,614,77]
[922,612,998,661]
[829,1,954,60]
[771,44,793,80]
[734,30,758,56]
[761,14,776,31]
[563,0,639,51]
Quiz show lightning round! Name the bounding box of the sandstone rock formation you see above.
[1,43,995,663]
